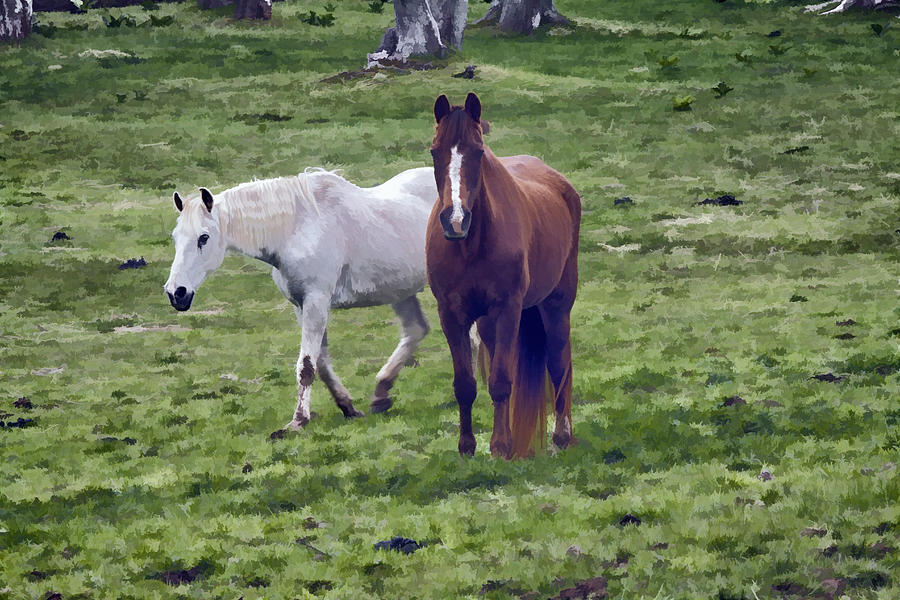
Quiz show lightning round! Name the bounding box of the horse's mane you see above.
[186,168,344,253]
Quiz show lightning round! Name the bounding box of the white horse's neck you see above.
[215,172,325,257]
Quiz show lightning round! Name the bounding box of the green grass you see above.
[2,1,899,598]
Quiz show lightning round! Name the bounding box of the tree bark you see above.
[475,0,570,35]
[1,0,31,41]
[234,0,270,19]
[806,0,898,14]
[368,0,468,66]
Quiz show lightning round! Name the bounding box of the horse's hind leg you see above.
[370,295,429,413]
[317,330,364,418]
[538,277,577,450]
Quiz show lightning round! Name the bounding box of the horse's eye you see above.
[198,234,209,249]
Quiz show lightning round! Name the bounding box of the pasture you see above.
[1,0,898,598]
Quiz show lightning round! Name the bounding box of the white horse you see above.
[164,167,437,433]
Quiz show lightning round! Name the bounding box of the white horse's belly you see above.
[331,264,425,308]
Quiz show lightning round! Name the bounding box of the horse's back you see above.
[372,166,436,209]
[329,167,436,307]
[493,154,580,307]
[499,155,581,219]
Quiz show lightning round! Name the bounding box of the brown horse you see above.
[426,92,581,459]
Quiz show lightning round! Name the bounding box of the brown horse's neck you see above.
[462,149,512,252]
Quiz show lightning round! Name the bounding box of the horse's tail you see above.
[509,306,553,459]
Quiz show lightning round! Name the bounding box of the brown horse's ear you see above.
[481,119,491,135]
[465,92,481,122]
[200,188,214,213]
[434,94,451,123]
[173,192,184,212]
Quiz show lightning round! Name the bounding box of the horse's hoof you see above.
[278,417,310,435]
[490,443,512,460]
[458,437,476,456]
[552,432,573,449]
[343,407,365,419]
[369,397,393,414]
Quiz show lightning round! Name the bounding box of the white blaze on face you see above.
[449,145,463,225]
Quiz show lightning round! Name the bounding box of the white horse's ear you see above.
[200,188,214,213]
[173,192,184,212]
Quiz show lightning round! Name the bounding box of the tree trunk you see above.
[1,0,31,41]
[475,0,570,35]
[368,0,468,66]
[234,0,270,19]
[806,0,898,13]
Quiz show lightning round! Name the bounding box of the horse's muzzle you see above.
[439,207,471,241]
[167,286,194,311]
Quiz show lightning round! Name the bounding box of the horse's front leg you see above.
[482,303,523,459]
[438,308,477,456]
[283,293,330,431]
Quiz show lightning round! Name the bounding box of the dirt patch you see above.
[79,49,131,59]
[771,581,810,597]
[820,578,846,599]
[302,580,333,593]
[118,257,147,270]
[245,576,269,588]
[601,553,630,569]
[722,396,746,407]
[618,514,641,526]
[549,577,608,600]
[603,448,626,464]
[13,397,33,409]
[189,308,225,315]
[452,65,476,79]
[1,417,35,429]
[812,373,844,383]
[147,560,214,585]
[32,365,65,376]
[113,325,189,333]
[868,542,894,559]
[696,194,742,206]
[321,60,438,83]
[100,436,137,445]
[800,527,827,537]
[373,536,421,554]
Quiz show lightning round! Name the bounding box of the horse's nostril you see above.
[174,286,187,300]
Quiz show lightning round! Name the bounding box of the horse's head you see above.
[164,188,226,311]
[431,92,487,241]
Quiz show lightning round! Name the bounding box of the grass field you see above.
[1,0,899,598]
